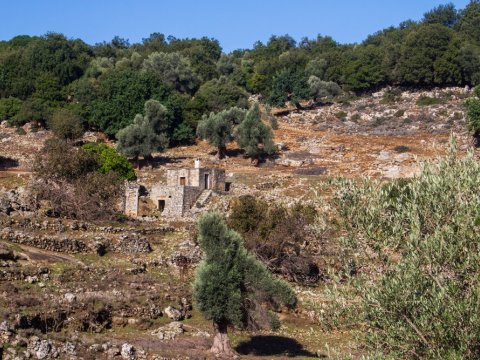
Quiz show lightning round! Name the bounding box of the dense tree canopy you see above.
[1,1,480,135]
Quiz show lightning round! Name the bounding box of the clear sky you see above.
[0,0,472,52]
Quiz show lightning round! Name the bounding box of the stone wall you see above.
[166,168,226,192]
[124,183,140,217]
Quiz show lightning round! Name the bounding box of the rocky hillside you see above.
[0,87,475,359]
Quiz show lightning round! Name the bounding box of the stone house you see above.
[124,160,228,217]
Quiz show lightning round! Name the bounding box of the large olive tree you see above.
[193,212,297,357]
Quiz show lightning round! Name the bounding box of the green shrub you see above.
[328,138,480,358]
[394,109,405,118]
[416,96,444,106]
[48,108,84,140]
[82,143,136,180]
[334,111,348,120]
[0,97,22,120]
[270,115,279,130]
[15,127,26,135]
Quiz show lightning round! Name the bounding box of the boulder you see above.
[164,306,183,321]
[121,343,136,360]
[151,321,184,340]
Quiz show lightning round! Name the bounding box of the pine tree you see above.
[193,212,296,357]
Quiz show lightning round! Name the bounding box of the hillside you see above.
[0,87,475,359]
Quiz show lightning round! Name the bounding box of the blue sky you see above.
[0,0,472,52]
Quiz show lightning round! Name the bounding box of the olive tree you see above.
[116,99,169,163]
[236,104,275,163]
[308,76,342,103]
[196,107,246,159]
[193,212,297,357]
[142,51,199,93]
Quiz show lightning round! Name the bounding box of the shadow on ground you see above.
[0,156,19,170]
[236,335,322,358]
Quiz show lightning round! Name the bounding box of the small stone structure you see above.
[124,182,140,217]
[125,160,228,217]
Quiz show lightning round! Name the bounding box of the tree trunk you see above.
[216,145,226,160]
[210,321,238,358]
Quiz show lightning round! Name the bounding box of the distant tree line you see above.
[0,1,479,140]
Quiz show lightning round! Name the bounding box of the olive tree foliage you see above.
[308,76,342,102]
[466,86,480,145]
[327,138,480,359]
[305,58,328,79]
[193,212,297,357]
[236,104,275,162]
[142,51,199,93]
[196,107,246,159]
[116,99,169,160]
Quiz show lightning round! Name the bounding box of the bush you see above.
[228,195,320,284]
[0,97,22,120]
[82,143,136,180]
[334,111,347,120]
[394,109,405,118]
[329,138,480,358]
[32,138,122,220]
[48,108,84,140]
[416,96,444,106]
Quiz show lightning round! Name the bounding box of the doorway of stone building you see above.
[204,174,209,189]
[158,200,165,213]
[179,177,186,186]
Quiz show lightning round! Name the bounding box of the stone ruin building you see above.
[124,160,229,217]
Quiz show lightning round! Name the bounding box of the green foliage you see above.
[9,98,49,126]
[395,24,461,86]
[196,107,246,157]
[308,77,341,101]
[416,96,445,106]
[458,0,480,44]
[422,3,459,27]
[236,104,275,159]
[329,139,480,358]
[87,69,168,137]
[142,52,199,93]
[267,68,309,108]
[334,110,348,120]
[466,96,480,132]
[82,143,136,180]
[33,138,122,220]
[48,108,84,140]
[193,212,296,330]
[116,99,169,159]
[269,115,278,130]
[187,76,249,127]
[0,97,22,120]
